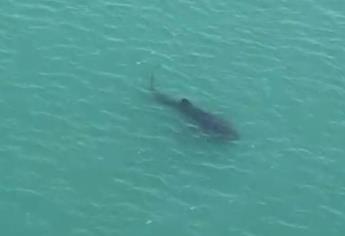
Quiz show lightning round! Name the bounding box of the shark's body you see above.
[150,75,239,141]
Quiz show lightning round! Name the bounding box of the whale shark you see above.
[150,75,239,141]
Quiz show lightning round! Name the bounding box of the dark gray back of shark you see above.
[150,75,239,141]
[178,98,239,140]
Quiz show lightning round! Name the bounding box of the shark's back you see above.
[178,99,239,140]
[150,75,239,141]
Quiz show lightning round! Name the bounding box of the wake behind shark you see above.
[150,75,239,141]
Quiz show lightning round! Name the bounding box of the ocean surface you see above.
[1,0,345,235]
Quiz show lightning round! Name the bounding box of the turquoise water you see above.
[1,0,345,235]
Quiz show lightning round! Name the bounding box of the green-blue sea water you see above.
[1,0,345,235]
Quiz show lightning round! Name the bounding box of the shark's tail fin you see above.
[150,73,156,91]
[150,65,161,92]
